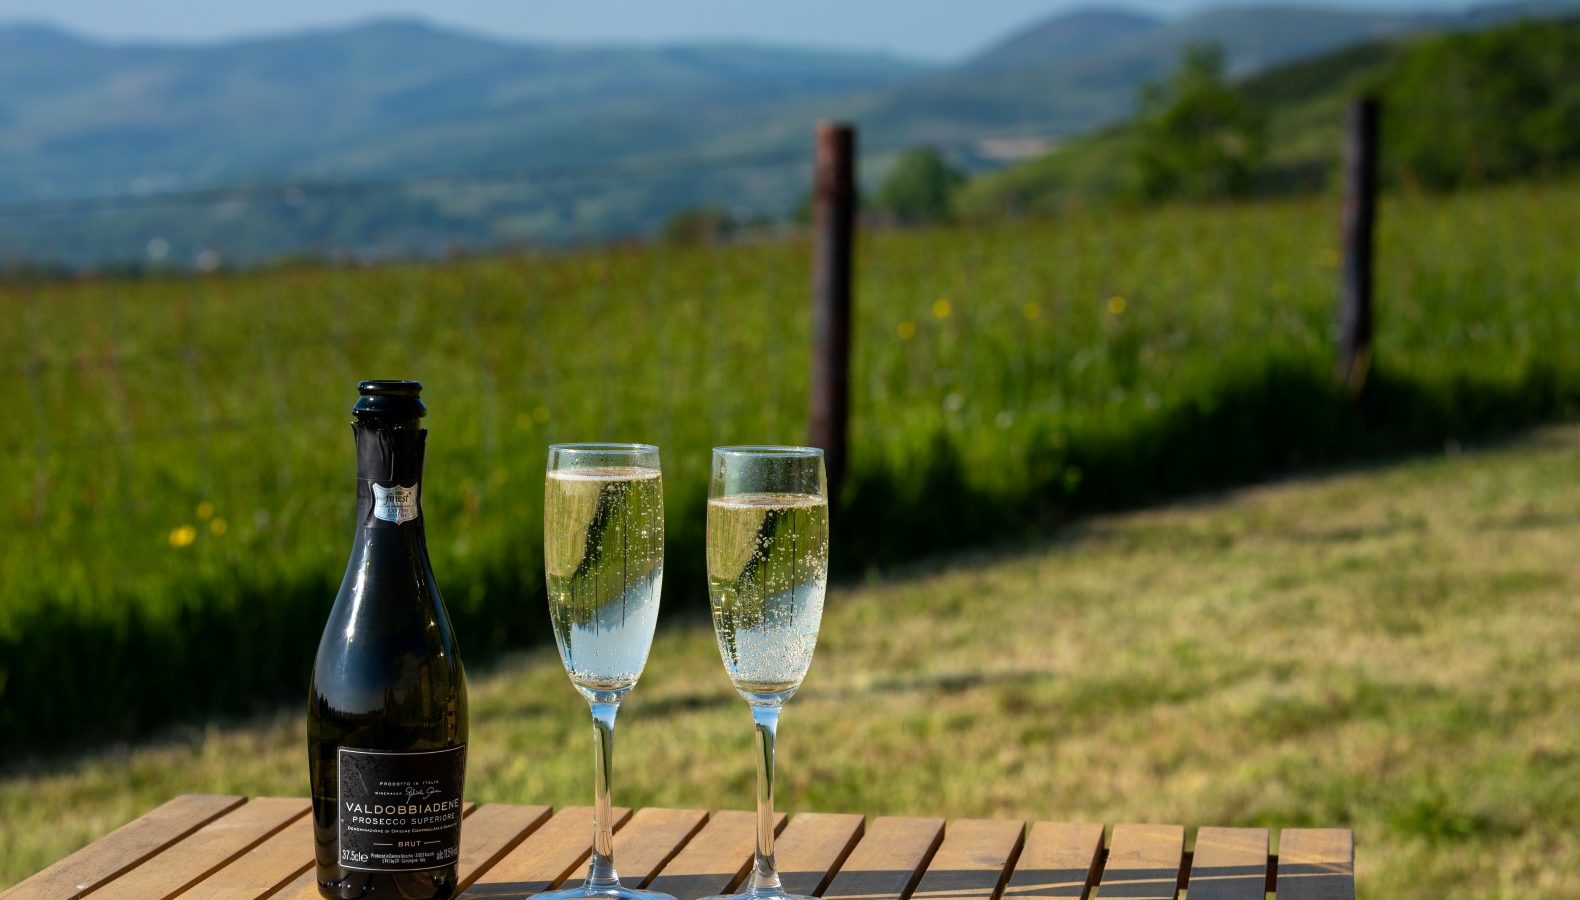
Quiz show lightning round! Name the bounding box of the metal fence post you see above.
[1338,97,1379,391]
[810,122,856,494]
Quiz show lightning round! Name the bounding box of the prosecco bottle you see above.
[309,380,469,899]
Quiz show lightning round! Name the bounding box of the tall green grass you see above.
[2,180,1576,749]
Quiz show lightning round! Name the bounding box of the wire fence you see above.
[0,101,1575,591]
[5,177,1576,521]
[4,99,1580,752]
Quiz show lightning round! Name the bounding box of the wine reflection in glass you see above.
[700,446,830,900]
[539,443,673,900]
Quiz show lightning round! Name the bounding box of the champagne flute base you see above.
[697,891,815,900]
[537,885,677,900]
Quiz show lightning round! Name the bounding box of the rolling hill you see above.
[858,4,1430,148]
[858,1,1580,154]
[958,11,1580,215]
[0,18,924,204]
[1,1,1577,266]
[965,8,1163,73]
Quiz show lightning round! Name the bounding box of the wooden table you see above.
[3,795,1354,899]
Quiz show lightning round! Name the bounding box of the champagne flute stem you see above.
[588,700,621,887]
[749,705,783,894]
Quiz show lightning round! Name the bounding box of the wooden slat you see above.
[267,842,335,897]
[647,809,786,900]
[461,806,632,899]
[821,816,946,900]
[910,819,1024,900]
[174,813,314,900]
[1092,824,1184,900]
[1002,822,1104,900]
[12,797,1355,900]
[3,794,245,900]
[1186,828,1268,900]
[775,813,865,898]
[1275,829,1354,900]
[613,807,709,887]
[268,802,479,900]
[98,797,308,899]
[453,804,554,890]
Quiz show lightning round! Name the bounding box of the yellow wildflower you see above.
[1107,295,1127,315]
[169,525,197,548]
[195,501,214,520]
[932,298,952,319]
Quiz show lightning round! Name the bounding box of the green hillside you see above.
[959,15,1580,215]
[3,175,1577,752]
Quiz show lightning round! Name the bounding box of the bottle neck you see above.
[353,419,427,529]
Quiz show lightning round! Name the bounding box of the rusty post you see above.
[1338,97,1379,392]
[810,122,856,495]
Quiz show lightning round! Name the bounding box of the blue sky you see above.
[4,0,1479,60]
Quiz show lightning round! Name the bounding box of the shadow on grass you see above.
[2,357,1575,756]
[838,357,1575,567]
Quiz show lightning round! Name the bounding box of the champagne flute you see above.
[540,443,672,900]
[700,447,830,900]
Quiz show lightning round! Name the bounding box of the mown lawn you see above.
[5,425,1579,897]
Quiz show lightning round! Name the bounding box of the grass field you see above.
[5,425,1578,897]
[2,179,1578,748]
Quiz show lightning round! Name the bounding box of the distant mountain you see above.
[853,3,1515,151]
[2,2,1578,267]
[965,7,1162,72]
[1458,0,1580,22]
[0,18,925,204]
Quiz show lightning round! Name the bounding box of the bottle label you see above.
[337,745,466,872]
[371,482,420,524]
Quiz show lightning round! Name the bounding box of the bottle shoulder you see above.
[311,524,466,733]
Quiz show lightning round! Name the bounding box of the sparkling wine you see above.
[545,466,665,694]
[308,381,468,900]
[707,493,829,697]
